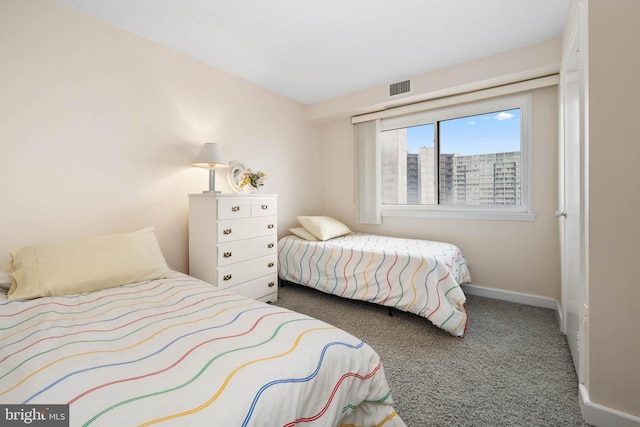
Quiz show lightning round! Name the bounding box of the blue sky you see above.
[406,108,520,155]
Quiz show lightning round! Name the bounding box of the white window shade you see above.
[354,120,381,224]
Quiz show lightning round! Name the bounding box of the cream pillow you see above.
[297,216,351,241]
[8,227,170,300]
[289,227,319,242]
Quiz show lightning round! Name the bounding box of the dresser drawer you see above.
[251,197,277,217]
[217,235,277,266]
[217,254,277,288]
[217,197,251,220]
[217,217,277,243]
[227,274,278,302]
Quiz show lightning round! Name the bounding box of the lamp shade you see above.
[192,143,227,168]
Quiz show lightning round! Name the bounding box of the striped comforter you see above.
[0,272,405,427]
[278,233,471,337]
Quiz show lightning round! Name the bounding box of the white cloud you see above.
[494,112,514,121]
[468,120,476,125]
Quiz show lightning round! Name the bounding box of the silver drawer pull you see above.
[223,251,232,258]
[223,274,232,281]
[267,224,274,229]
[223,228,232,235]
[267,243,274,248]
[261,204,269,210]
[268,282,275,287]
[268,262,275,268]
[231,206,240,212]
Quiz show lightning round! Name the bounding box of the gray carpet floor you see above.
[274,281,590,427]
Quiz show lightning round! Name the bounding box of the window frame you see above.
[377,93,534,221]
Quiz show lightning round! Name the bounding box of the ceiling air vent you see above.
[388,79,412,98]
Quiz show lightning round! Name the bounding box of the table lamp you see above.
[192,142,228,193]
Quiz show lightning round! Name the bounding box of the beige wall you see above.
[0,0,321,273]
[313,44,562,300]
[587,0,640,416]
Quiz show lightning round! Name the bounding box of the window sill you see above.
[380,207,536,221]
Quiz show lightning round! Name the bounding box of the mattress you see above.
[0,272,405,427]
[278,232,471,337]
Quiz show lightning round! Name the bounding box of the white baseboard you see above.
[580,384,640,427]
[461,283,557,309]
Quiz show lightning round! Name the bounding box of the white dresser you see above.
[188,193,278,303]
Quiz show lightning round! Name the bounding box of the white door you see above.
[560,27,585,382]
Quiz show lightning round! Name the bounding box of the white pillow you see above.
[289,227,319,242]
[297,216,351,241]
[8,227,170,300]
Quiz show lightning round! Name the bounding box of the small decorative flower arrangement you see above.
[239,169,267,192]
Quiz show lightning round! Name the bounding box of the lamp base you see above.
[204,168,219,193]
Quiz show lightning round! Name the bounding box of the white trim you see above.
[461,284,556,309]
[580,0,591,391]
[555,299,564,333]
[580,384,640,427]
[352,75,559,124]
[368,93,534,220]
[380,206,536,221]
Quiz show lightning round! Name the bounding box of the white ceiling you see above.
[58,0,570,105]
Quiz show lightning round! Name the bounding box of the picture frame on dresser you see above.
[188,193,278,303]
[226,160,247,193]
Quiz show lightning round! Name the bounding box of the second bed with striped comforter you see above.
[278,232,471,337]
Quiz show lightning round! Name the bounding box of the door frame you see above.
[559,0,588,384]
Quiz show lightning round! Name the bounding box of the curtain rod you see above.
[351,74,559,124]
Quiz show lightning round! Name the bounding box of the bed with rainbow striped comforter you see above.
[0,272,405,427]
[278,233,471,337]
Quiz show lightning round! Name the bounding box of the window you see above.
[356,94,533,221]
